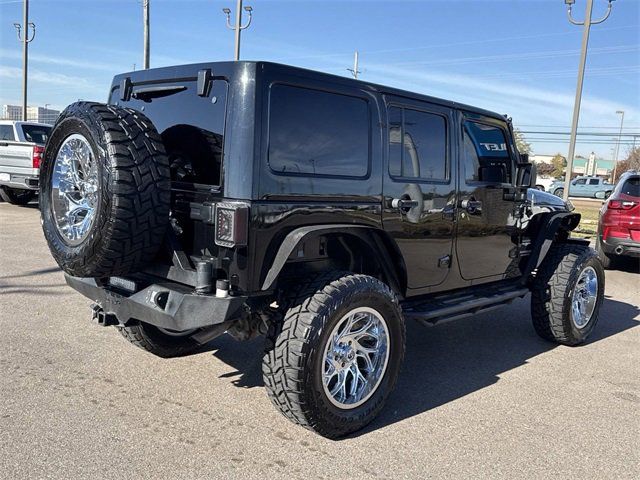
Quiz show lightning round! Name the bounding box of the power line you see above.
[521,131,640,137]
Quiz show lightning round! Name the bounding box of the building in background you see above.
[1,104,60,124]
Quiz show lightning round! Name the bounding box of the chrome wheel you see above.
[322,307,390,409]
[51,134,99,245]
[571,266,598,329]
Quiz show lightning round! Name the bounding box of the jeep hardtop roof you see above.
[112,60,508,123]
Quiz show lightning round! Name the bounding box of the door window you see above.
[574,178,587,185]
[588,178,599,185]
[388,106,447,181]
[463,121,513,184]
[0,125,15,141]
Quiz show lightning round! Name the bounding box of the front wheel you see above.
[0,187,36,205]
[262,272,405,438]
[531,244,605,345]
[553,188,564,198]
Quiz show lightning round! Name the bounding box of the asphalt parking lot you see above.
[1,203,638,480]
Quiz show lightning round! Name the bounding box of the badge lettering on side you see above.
[479,143,506,152]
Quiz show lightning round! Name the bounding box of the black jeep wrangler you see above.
[40,61,604,438]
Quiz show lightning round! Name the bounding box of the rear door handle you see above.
[461,199,482,214]
[391,198,419,212]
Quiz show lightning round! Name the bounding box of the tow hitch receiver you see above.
[90,303,119,327]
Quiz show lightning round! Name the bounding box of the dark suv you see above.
[39,61,605,438]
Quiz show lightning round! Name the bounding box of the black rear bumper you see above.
[600,237,640,258]
[65,274,247,330]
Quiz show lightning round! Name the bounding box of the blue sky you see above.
[0,0,638,158]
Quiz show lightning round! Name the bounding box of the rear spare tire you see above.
[40,102,171,277]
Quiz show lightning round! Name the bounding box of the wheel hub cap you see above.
[322,307,390,409]
[571,266,598,329]
[51,134,99,245]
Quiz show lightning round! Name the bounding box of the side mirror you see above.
[594,191,606,199]
[520,153,529,164]
[516,162,536,188]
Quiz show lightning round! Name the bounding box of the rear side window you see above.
[268,84,370,177]
[588,178,599,185]
[21,125,51,144]
[0,125,15,141]
[463,121,512,183]
[620,177,640,197]
[388,106,447,181]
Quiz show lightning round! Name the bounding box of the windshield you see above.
[21,124,51,144]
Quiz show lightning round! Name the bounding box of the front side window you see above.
[574,178,587,185]
[463,120,513,183]
[0,125,15,141]
[268,84,370,177]
[388,106,447,181]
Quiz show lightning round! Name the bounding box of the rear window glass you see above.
[0,125,15,141]
[268,84,370,177]
[620,177,640,197]
[21,125,51,144]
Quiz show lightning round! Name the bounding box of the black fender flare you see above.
[260,224,406,295]
[522,211,586,279]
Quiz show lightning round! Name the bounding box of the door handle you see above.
[391,197,419,212]
[461,199,482,214]
[0,142,8,147]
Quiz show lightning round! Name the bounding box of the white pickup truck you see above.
[0,120,51,205]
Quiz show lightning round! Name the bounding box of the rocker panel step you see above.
[402,283,530,326]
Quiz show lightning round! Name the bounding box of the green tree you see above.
[514,128,531,155]
[551,153,566,178]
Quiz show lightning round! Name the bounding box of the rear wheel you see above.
[531,243,604,345]
[0,187,36,206]
[262,272,405,438]
[117,323,200,358]
[595,236,616,270]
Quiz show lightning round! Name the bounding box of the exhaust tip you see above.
[615,246,624,255]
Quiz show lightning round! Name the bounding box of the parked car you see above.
[534,175,558,192]
[0,120,51,205]
[548,175,613,199]
[39,61,605,438]
[596,170,640,269]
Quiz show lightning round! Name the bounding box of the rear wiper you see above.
[131,85,187,102]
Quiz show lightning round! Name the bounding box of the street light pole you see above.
[222,0,253,61]
[13,0,36,121]
[611,110,625,183]
[561,0,614,202]
[143,0,150,69]
[347,51,361,79]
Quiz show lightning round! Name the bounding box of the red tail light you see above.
[608,200,637,210]
[32,145,44,169]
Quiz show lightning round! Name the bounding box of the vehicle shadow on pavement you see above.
[200,295,639,435]
[357,295,639,437]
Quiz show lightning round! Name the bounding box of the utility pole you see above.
[143,0,150,69]
[561,0,614,202]
[13,0,35,121]
[611,110,625,182]
[347,51,361,79]
[222,0,253,61]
